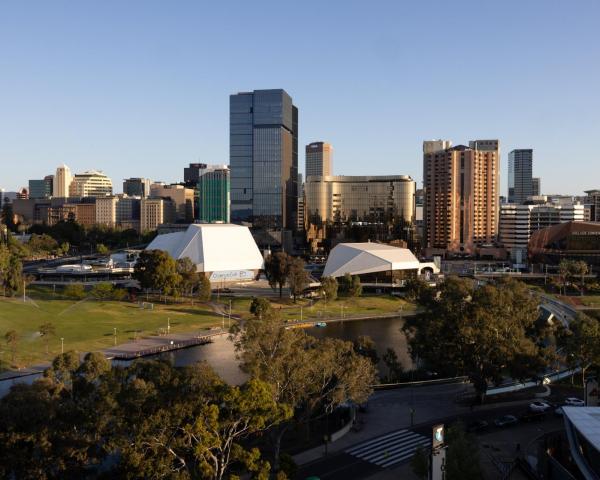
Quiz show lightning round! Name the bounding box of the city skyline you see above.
[2,1,600,195]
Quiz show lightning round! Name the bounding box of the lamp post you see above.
[222,313,225,330]
[61,337,64,354]
[300,305,303,322]
[228,300,232,328]
[113,327,117,346]
[167,318,170,334]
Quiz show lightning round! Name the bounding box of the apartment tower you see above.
[53,164,73,198]
[423,139,499,254]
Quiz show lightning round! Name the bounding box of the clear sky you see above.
[1,0,599,195]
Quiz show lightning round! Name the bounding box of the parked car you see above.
[529,401,552,412]
[494,415,518,427]
[466,420,489,433]
[564,397,584,407]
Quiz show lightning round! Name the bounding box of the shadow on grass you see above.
[163,308,217,317]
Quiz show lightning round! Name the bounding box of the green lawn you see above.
[0,292,219,370]
[227,295,414,322]
[580,295,600,307]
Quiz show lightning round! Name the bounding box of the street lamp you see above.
[113,327,117,346]
[222,313,225,330]
[228,300,232,328]
[61,337,64,354]
[167,318,170,334]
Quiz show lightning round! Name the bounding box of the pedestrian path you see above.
[345,428,430,468]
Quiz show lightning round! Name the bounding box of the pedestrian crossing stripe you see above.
[346,429,430,468]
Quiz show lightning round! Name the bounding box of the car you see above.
[494,415,518,427]
[466,420,489,433]
[564,397,584,407]
[529,401,552,412]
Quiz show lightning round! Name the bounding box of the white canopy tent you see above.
[322,242,437,278]
[146,224,264,281]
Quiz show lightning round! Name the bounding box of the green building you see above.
[197,167,230,223]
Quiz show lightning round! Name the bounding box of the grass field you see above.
[0,291,220,370]
[227,294,415,322]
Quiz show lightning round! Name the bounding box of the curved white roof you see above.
[323,242,422,278]
[146,224,264,273]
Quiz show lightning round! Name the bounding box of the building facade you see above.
[69,171,113,197]
[197,167,230,223]
[28,176,53,199]
[229,89,298,231]
[423,139,499,254]
[123,178,151,198]
[149,184,195,222]
[500,200,584,263]
[585,189,600,222]
[508,149,533,204]
[305,142,332,178]
[140,198,176,232]
[53,164,73,198]
[532,177,541,196]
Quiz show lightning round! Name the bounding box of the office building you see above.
[229,89,298,231]
[508,149,533,204]
[149,183,195,222]
[197,166,230,223]
[499,200,584,263]
[28,176,53,199]
[585,190,600,222]
[183,163,211,187]
[306,142,333,178]
[16,188,28,200]
[532,177,541,196]
[69,171,113,197]
[423,139,499,254]
[123,178,151,198]
[53,164,73,198]
[47,202,96,226]
[297,174,305,231]
[140,197,176,232]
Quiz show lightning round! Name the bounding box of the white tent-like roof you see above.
[322,242,424,278]
[146,224,264,273]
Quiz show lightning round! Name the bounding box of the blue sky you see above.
[1,0,599,195]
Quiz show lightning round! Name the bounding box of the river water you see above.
[0,316,411,394]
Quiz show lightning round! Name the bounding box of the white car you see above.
[564,397,584,407]
[529,401,552,412]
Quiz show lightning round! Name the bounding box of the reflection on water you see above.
[1,317,412,392]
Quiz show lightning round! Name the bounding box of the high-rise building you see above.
[229,89,298,231]
[183,163,209,187]
[500,200,584,263]
[69,171,113,197]
[149,184,195,222]
[508,149,533,204]
[140,197,176,232]
[306,142,332,178]
[53,164,73,198]
[297,173,305,231]
[532,177,541,197]
[197,166,230,223]
[123,178,151,198]
[423,139,499,254]
[29,176,54,199]
[585,189,600,222]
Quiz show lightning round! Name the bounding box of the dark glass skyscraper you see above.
[230,89,298,231]
[508,149,533,204]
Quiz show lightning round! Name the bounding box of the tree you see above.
[233,310,376,471]
[0,245,22,296]
[410,446,429,480]
[264,252,290,297]
[320,276,338,303]
[340,273,362,297]
[353,335,379,367]
[562,312,600,385]
[134,249,181,297]
[63,283,86,300]
[197,274,212,302]
[39,322,55,355]
[444,422,483,480]
[250,297,272,319]
[287,256,309,302]
[90,282,115,300]
[176,257,198,296]
[0,201,17,232]
[96,243,109,255]
[403,276,544,400]
[4,330,18,363]
[382,348,403,382]
[404,277,428,302]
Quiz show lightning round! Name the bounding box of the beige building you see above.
[69,171,113,197]
[96,196,118,226]
[306,142,333,178]
[53,164,73,198]
[47,203,96,226]
[423,139,499,254]
[149,183,195,222]
[140,197,176,232]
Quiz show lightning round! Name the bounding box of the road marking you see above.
[346,429,430,468]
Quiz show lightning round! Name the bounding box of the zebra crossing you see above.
[346,429,430,468]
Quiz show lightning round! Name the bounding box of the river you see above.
[0,316,411,394]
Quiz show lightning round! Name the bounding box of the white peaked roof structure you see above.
[323,242,436,278]
[146,224,264,273]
